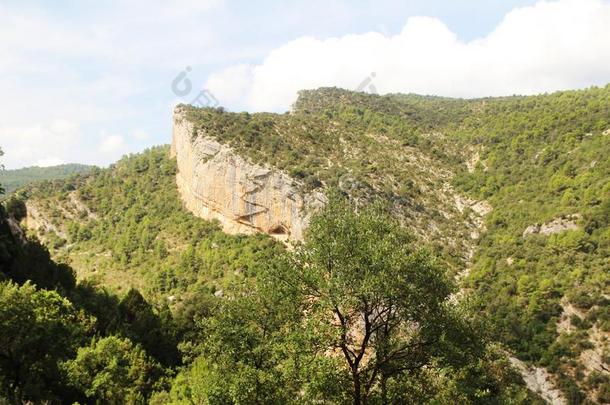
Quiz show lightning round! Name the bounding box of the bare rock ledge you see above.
[523,214,581,238]
[171,107,326,241]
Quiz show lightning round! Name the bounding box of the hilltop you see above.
[10,85,610,403]
[179,85,610,402]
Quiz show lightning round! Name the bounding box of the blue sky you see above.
[1,0,609,169]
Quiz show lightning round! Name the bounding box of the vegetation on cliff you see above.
[0,170,532,403]
[153,196,532,404]
[2,84,609,402]
[0,194,177,403]
[183,85,610,401]
[17,146,283,298]
[454,86,610,403]
[179,92,484,274]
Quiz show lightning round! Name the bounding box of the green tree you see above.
[283,194,481,404]
[175,279,307,404]
[0,281,89,403]
[62,336,162,404]
[3,195,27,221]
[161,356,232,404]
[118,289,180,366]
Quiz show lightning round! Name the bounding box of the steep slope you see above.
[17,147,284,300]
[1,163,538,404]
[176,86,609,402]
[176,93,491,273]
[0,196,183,403]
[17,85,610,402]
[171,115,326,240]
[452,88,610,403]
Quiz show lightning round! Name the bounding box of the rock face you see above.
[25,200,67,239]
[171,107,326,240]
[509,356,566,405]
[24,191,96,242]
[523,214,580,237]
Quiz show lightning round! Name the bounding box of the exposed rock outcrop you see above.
[465,148,488,173]
[449,185,492,241]
[24,190,96,242]
[523,214,581,237]
[172,107,326,240]
[509,356,566,405]
[580,325,609,375]
[25,200,67,239]
[553,296,610,402]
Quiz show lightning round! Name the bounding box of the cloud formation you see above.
[99,133,126,153]
[206,0,610,112]
[0,120,81,169]
[0,0,223,168]
[1,0,609,168]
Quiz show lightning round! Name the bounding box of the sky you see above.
[1,0,609,169]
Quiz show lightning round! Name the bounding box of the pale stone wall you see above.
[172,107,326,240]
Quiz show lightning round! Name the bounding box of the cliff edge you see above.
[171,106,326,240]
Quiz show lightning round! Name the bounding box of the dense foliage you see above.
[452,86,610,402]
[62,336,163,403]
[2,84,609,402]
[152,196,532,404]
[0,163,92,194]
[21,146,284,299]
[280,194,484,404]
[183,86,610,401]
[0,202,174,401]
[0,281,88,403]
[0,171,532,403]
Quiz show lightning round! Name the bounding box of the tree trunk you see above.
[353,372,361,405]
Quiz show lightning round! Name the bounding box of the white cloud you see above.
[99,133,126,153]
[0,0,225,73]
[131,130,150,140]
[35,157,66,167]
[206,0,610,111]
[0,120,81,169]
[205,64,255,107]
[0,1,224,169]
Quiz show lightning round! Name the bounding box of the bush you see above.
[4,196,27,221]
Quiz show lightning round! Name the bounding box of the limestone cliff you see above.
[172,107,326,240]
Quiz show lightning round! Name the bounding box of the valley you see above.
[1,86,609,404]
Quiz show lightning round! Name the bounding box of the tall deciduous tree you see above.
[285,194,480,404]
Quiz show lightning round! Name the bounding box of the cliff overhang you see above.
[171,106,326,241]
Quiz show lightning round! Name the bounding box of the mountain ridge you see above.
[10,85,610,402]
[0,163,93,195]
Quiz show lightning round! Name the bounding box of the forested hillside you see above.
[2,84,609,403]
[13,147,283,299]
[0,148,533,403]
[182,85,610,402]
[454,87,610,403]
[0,164,92,194]
[1,172,179,403]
